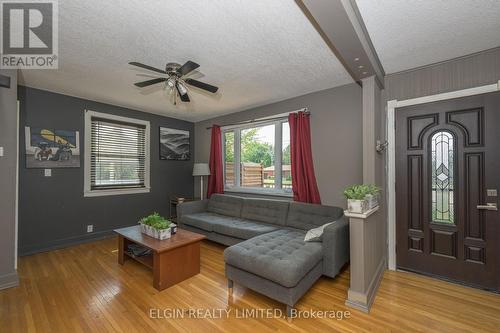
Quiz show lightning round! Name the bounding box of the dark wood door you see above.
[396,91,500,291]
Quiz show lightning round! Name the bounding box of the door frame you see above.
[15,100,19,269]
[386,80,500,271]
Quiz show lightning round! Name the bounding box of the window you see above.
[430,131,455,224]
[84,110,150,197]
[222,119,292,195]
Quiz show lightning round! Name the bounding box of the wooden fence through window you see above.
[224,162,291,189]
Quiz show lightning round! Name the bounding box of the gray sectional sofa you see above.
[177,194,349,316]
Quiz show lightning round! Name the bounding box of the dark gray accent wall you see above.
[195,83,363,208]
[18,86,194,255]
[0,70,19,289]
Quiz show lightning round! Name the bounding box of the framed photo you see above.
[159,127,190,160]
[25,127,80,168]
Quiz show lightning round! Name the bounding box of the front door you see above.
[396,91,500,291]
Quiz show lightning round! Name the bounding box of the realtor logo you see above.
[0,0,58,69]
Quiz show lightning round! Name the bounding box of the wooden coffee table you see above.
[114,226,205,291]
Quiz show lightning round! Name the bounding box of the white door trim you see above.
[15,100,19,270]
[387,80,500,271]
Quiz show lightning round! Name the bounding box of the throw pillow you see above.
[304,222,335,242]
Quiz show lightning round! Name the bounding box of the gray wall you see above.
[194,83,363,207]
[0,70,19,289]
[18,86,194,255]
[385,47,500,101]
[346,75,386,311]
[362,75,386,265]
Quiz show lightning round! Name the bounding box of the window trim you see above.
[84,110,151,197]
[222,118,292,197]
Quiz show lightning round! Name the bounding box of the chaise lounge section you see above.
[177,194,349,315]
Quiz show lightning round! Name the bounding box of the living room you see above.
[1,1,500,332]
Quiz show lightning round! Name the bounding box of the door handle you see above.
[477,203,498,211]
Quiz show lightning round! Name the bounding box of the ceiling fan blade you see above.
[176,83,190,102]
[134,77,166,87]
[185,78,219,93]
[129,62,166,74]
[177,61,200,77]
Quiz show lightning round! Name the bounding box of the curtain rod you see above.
[206,107,309,130]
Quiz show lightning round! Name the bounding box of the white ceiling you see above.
[356,0,500,74]
[19,0,352,122]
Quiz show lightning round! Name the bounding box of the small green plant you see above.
[343,184,380,200]
[140,212,171,230]
[366,184,380,196]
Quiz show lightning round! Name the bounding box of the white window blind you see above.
[90,117,146,190]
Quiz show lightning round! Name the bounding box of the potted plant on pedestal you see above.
[343,184,380,214]
[365,184,380,209]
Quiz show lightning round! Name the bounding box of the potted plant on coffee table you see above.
[151,219,172,240]
[139,213,172,240]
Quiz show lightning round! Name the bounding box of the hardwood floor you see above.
[1,237,499,333]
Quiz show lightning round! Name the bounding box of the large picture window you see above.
[84,110,150,197]
[222,119,292,195]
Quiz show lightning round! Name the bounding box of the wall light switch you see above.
[0,147,3,156]
[44,169,52,177]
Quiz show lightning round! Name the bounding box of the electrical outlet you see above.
[87,225,94,233]
[0,147,4,156]
[44,169,52,177]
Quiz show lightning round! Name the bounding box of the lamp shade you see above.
[193,163,211,176]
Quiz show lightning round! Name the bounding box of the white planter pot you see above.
[154,227,171,240]
[365,194,379,210]
[146,225,154,237]
[140,223,172,240]
[347,199,369,214]
[140,223,154,237]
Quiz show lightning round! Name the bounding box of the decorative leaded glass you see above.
[431,131,455,224]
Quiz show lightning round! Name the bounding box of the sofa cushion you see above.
[241,198,289,226]
[207,194,244,218]
[224,229,323,288]
[286,202,344,230]
[212,219,279,240]
[182,212,241,232]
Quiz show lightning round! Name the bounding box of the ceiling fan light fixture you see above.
[166,78,175,88]
[177,82,188,96]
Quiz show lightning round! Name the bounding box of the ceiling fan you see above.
[129,60,219,104]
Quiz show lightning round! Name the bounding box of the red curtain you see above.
[288,112,321,204]
[207,125,224,198]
